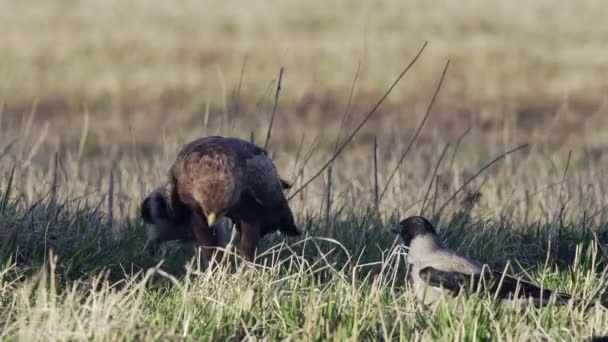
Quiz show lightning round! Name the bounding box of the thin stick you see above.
[233,55,248,113]
[255,79,275,111]
[20,99,38,161]
[0,101,4,131]
[373,136,379,213]
[436,144,529,215]
[0,139,18,163]
[449,125,472,169]
[264,67,284,150]
[290,133,306,180]
[77,110,90,162]
[379,60,450,203]
[300,168,306,202]
[24,121,49,166]
[49,152,59,208]
[557,151,572,201]
[216,66,228,117]
[127,119,140,173]
[288,41,428,201]
[420,143,450,216]
[325,165,333,226]
[291,135,321,185]
[551,151,572,228]
[333,62,362,154]
[108,164,115,234]
[250,131,255,144]
[431,173,440,215]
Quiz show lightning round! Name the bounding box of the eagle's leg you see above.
[238,219,260,262]
[190,213,223,270]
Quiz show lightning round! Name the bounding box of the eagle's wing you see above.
[237,143,300,236]
[219,136,288,207]
[244,153,285,205]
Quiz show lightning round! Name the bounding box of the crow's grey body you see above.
[407,232,482,305]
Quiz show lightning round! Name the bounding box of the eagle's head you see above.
[189,154,243,227]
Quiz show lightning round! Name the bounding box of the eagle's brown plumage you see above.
[143,136,300,263]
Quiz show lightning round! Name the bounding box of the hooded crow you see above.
[392,216,572,306]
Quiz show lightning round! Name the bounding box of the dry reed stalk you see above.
[379,60,450,203]
[325,165,333,228]
[420,143,449,216]
[264,67,284,151]
[436,143,530,215]
[107,164,115,236]
[288,41,428,200]
[373,136,379,213]
[49,152,59,209]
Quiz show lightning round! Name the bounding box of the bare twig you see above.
[449,125,472,169]
[77,110,90,162]
[373,136,379,212]
[108,163,115,234]
[288,41,428,201]
[24,121,49,166]
[379,60,450,203]
[436,143,530,215]
[292,62,360,195]
[0,165,15,214]
[333,62,362,154]
[557,151,572,201]
[264,67,284,150]
[431,172,440,215]
[0,139,18,162]
[420,143,450,216]
[290,133,306,180]
[49,152,59,208]
[325,165,333,226]
[291,135,321,186]
[255,79,275,111]
[551,151,572,228]
[233,55,248,113]
[299,168,306,203]
[0,101,4,130]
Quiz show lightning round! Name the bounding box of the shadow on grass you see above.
[0,187,606,287]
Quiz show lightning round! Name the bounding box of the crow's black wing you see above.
[419,266,571,303]
[487,270,571,303]
[419,267,470,295]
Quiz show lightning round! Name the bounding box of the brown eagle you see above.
[141,136,300,264]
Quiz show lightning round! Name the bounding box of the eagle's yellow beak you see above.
[206,212,217,226]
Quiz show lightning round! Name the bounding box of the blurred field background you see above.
[1,0,608,340]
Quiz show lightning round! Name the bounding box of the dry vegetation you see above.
[1,0,608,340]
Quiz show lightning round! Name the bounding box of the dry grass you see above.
[1,0,608,340]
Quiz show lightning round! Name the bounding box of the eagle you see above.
[141,136,300,264]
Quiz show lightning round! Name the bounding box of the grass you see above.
[1,0,608,340]
[0,175,607,340]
